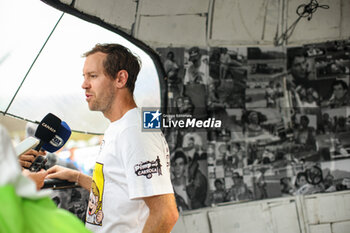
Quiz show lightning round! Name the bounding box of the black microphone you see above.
[34,113,62,151]
[29,113,61,172]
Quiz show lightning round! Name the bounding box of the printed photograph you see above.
[246,47,286,108]
[161,39,350,212]
[182,47,209,120]
[156,47,186,112]
[321,159,350,192]
[209,47,247,108]
[170,128,209,211]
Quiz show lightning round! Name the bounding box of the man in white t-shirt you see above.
[46,43,179,233]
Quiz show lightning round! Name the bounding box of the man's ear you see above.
[115,70,128,88]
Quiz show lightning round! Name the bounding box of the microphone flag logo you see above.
[49,135,64,147]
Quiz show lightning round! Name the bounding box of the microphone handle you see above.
[34,140,44,151]
[28,141,47,172]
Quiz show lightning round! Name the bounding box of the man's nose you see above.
[82,78,90,89]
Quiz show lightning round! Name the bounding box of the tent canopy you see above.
[42,0,350,48]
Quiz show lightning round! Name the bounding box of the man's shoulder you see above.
[118,108,141,127]
[105,109,140,136]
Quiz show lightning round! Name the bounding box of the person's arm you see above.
[142,193,179,233]
[46,165,92,191]
[22,169,48,190]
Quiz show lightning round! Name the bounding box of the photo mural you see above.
[156,39,350,212]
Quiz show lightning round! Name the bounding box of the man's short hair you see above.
[167,51,174,58]
[332,79,348,91]
[188,47,201,61]
[296,172,307,183]
[83,43,141,94]
[232,172,241,179]
[300,115,310,124]
[214,178,223,185]
[171,150,188,165]
[287,47,307,69]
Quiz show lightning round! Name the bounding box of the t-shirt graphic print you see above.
[86,162,104,226]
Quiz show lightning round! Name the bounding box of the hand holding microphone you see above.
[17,113,71,171]
[19,149,46,168]
[17,113,77,189]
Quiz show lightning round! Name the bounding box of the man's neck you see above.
[104,91,137,122]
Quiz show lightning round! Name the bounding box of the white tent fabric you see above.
[44,0,350,47]
[0,0,161,135]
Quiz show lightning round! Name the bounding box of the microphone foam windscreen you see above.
[35,113,61,142]
[42,121,72,153]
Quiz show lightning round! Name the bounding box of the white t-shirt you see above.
[85,108,173,233]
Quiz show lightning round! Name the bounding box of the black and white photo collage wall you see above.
[157,39,350,212]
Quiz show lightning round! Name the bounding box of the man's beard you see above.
[89,87,115,113]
